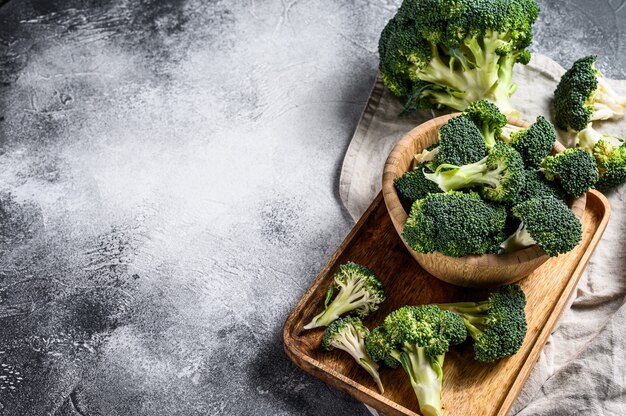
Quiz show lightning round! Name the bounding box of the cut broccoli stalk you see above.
[436,285,527,363]
[367,306,466,416]
[424,142,525,202]
[322,317,384,393]
[554,55,626,131]
[303,262,385,330]
[577,124,626,191]
[499,222,538,253]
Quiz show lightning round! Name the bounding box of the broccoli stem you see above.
[499,222,537,253]
[591,76,626,120]
[409,31,519,114]
[400,344,443,416]
[333,330,384,394]
[303,279,371,329]
[501,124,524,142]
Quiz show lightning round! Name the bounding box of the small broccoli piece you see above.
[394,164,442,208]
[403,191,507,257]
[322,317,384,393]
[540,148,599,198]
[375,305,466,416]
[577,124,626,191]
[437,285,527,363]
[554,55,626,132]
[462,100,508,147]
[501,116,556,168]
[424,142,526,203]
[500,197,582,256]
[434,115,488,166]
[415,143,440,164]
[303,262,385,330]
[365,326,402,369]
[515,170,567,204]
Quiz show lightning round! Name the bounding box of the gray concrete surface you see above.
[0,1,624,415]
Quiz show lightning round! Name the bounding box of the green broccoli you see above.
[424,142,526,203]
[515,170,567,204]
[501,116,556,168]
[577,124,626,191]
[435,115,488,166]
[322,317,384,393]
[367,306,466,416]
[403,191,507,257]
[378,0,539,114]
[462,100,508,147]
[500,197,582,256]
[394,164,442,208]
[303,262,385,330]
[554,55,626,132]
[540,148,599,198]
[437,285,527,363]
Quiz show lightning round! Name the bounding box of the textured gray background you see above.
[0,1,624,415]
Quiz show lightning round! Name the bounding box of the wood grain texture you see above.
[382,114,586,287]
[283,190,610,416]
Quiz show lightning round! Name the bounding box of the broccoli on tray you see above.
[554,56,626,132]
[322,317,384,393]
[378,0,539,114]
[365,306,467,416]
[500,197,583,256]
[303,262,384,330]
[437,285,527,363]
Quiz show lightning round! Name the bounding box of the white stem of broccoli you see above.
[404,345,443,416]
[499,222,537,253]
[333,326,384,394]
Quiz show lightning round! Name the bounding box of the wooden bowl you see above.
[382,114,586,288]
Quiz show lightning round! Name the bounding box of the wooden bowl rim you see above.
[382,113,587,268]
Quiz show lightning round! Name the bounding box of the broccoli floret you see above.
[501,116,556,168]
[424,142,526,203]
[500,197,582,256]
[365,326,402,369]
[577,124,626,191]
[303,262,385,330]
[515,170,567,204]
[394,164,442,208]
[462,100,508,147]
[374,305,466,416]
[434,115,488,166]
[322,317,384,393]
[403,191,507,257]
[378,0,539,114]
[437,285,527,363]
[540,148,599,198]
[554,56,626,132]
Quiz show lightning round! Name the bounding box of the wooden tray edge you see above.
[282,190,611,416]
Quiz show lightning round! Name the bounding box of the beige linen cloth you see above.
[339,54,626,415]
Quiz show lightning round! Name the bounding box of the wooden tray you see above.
[283,190,610,416]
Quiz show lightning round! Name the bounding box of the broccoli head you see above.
[394,164,442,209]
[501,116,556,168]
[303,262,385,330]
[514,170,567,204]
[540,148,599,198]
[322,317,384,393]
[462,100,508,147]
[376,305,466,416]
[554,56,626,132]
[403,191,507,257]
[577,124,626,191]
[500,197,582,256]
[365,326,402,369]
[424,142,526,203]
[437,285,527,363]
[379,0,539,114]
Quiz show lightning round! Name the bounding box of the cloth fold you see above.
[339,54,626,415]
